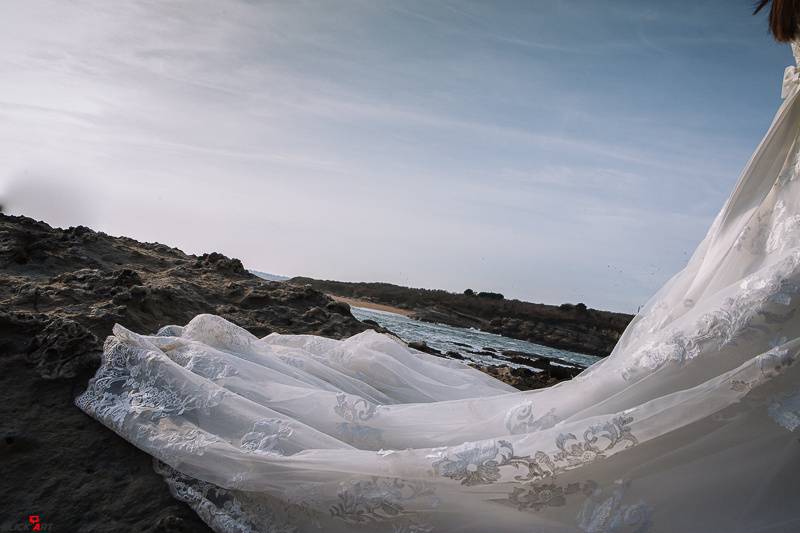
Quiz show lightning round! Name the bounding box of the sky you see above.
[0,0,793,313]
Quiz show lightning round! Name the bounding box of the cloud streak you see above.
[0,0,792,312]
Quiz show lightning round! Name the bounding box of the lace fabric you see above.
[76,49,800,532]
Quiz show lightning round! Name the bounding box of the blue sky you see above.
[0,0,793,312]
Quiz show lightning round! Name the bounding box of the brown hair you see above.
[754,0,800,42]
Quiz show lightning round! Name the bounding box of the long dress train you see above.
[75,45,800,533]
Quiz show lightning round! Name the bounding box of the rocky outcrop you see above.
[473,365,560,390]
[0,214,370,533]
[484,316,621,357]
[407,340,443,356]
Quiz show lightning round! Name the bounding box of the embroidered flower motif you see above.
[333,393,384,448]
[554,433,603,467]
[505,401,560,434]
[132,425,220,464]
[768,388,800,432]
[730,380,753,392]
[506,481,596,511]
[329,478,435,525]
[154,461,298,533]
[577,480,653,533]
[334,393,378,422]
[766,200,800,254]
[171,345,239,381]
[622,254,800,381]
[554,416,638,468]
[156,325,184,337]
[434,415,638,487]
[278,355,305,369]
[76,336,226,431]
[432,440,508,486]
[240,419,294,455]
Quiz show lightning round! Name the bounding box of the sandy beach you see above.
[328,295,413,316]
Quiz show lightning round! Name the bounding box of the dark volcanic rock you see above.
[358,318,394,336]
[500,353,584,381]
[501,349,540,359]
[412,307,480,328]
[32,316,99,379]
[472,364,559,390]
[407,340,444,357]
[0,214,372,533]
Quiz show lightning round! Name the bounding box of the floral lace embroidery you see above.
[76,336,226,431]
[577,480,653,533]
[278,355,305,369]
[183,314,258,355]
[777,136,800,186]
[160,461,437,531]
[730,379,753,392]
[240,419,294,455]
[433,415,638,486]
[170,345,239,381]
[734,138,800,254]
[756,341,797,378]
[329,477,435,526]
[154,460,299,533]
[768,387,800,431]
[156,324,184,337]
[623,253,800,380]
[505,481,597,511]
[505,401,560,434]
[135,425,221,464]
[432,439,510,485]
[728,341,800,439]
[334,393,378,421]
[766,200,800,254]
[333,393,384,448]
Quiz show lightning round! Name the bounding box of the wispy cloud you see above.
[0,0,791,312]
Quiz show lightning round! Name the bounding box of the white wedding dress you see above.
[76,45,800,533]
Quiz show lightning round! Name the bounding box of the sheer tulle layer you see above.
[76,312,800,532]
[76,71,800,533]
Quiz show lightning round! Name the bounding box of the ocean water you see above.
[350,306,601,370]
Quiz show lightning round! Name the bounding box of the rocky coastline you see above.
[0,214,604,531]
[289,278,633,356]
